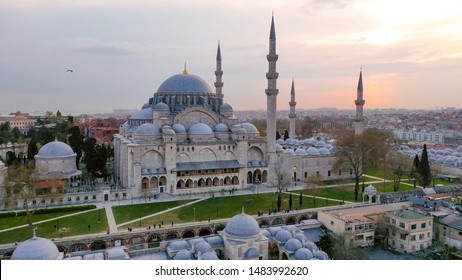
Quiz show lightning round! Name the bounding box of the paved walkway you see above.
[104,205,117,234]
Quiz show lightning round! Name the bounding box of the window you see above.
[410,235,416,241]
[400,244,404,250]
[411,224,417,230]
[328,170,331,177]
[330,221,334,226]
[355,235,363,240]
[399,222,405,229]
[392,219,396,224]
[304,172,307,178]
[421,223,426,229]
[427,232,431,238]
[339,170,342,176]
[419,234,425,240]
[400,234,407,240]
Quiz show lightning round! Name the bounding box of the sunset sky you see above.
[1,0,461,114]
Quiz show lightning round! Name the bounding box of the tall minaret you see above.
[354,69,365,136]
[266,14,279,177]
[289,79,297,139]
[215,42,224,103]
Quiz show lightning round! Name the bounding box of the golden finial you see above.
[183,62,188,75]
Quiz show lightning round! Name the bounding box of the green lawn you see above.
[0,209,108,244]
[296,182,417,202]
[122,193,340,228]
[112,199,193,224]
[0,210,85,230]
[324,176,376,186]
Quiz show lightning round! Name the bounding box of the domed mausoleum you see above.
[11,232,63,260]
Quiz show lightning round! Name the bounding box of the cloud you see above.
[51,38,149,56]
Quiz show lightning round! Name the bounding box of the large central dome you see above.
[157,72,214,95]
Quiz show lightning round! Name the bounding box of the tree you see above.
[276,130,281,140]
[334,128,392,201]
[318,233,335,257]
[27,139,39,161]
[67,126,84,168]
[417,144,432,188]
[306,173,324,188]
[299,192,303,209]
[277,193,282,212]
[2,164,64,232]
[283,129,289,140]
[82,137,108,177]
[386,154,410,192]
[288,193,293,210]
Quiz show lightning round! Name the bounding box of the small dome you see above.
[12,236,62,260]
[294,233,307,244]
[306,147,320,156]
[314,250,329,260]
[285,238,303,252]
[134,123,160,135]
[325,144,333,150]
[36,140,75,158]
[131,107,152,120]
[224,213,260,238]
[262,229,272,238]
[157,73,213,95]
[315,140,326,148]
[456,146,462,152]
[295,148,307,156]
[167,240,191,252]
[141,103,150,109]
[276,138,286,145]
[275,229,292,244]
[318,147,330,155]
[174,249,192,260]
[188,123,213,135]
[214,123,230,133]
[244,248,260,259]
[200,251,219,260]
[305,241,318,253]
[240,123,259,134]
[275,144,284,152]
[266,227,282,237]
[172,123,186,134]
[284,148,295,155]
[153,102,170,110]
[195,241,212,255]
[294,248,314,260]
[219,103,234,112]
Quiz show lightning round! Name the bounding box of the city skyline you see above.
[1,0,462,114]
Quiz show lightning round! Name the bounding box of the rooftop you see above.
[389,209,428,220]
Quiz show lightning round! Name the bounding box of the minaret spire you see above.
[354,68,365,136]
[265,13,279,185]
[289,78,297,139]
[214,41,224,101]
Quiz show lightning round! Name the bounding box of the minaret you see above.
[354,69,365,136]
[215,42,224,102]
[289,79,297,139]
[266,14,279,179]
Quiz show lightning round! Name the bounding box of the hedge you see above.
[0,205,96,218]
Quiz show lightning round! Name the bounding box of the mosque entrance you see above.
[104,194,109,201]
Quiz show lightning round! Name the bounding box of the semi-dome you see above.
[153,102,170,110]
[275,229,292,244]
[157,73,213,95]
[174,249,192,260]
[172,123,187,134]
[244,248,260,259]
[294,248,314,260]
[131,107,153,120]
[36,140,75,158]
[214,123,230,133]
[141,103,150,109]
[134,123,160,135]
[188,123,213,135]
[12,235,63,260]
[240,123,259,134]
[285,238,303,252]
[224,213,260,238]
[219,103,233,112]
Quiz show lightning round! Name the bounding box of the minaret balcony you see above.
[265,89,279,96]
[214,82,224,87]
[266,72,279,79]
[215,70,223,76]
[266,54,279,61]
[355,100,365,106]
[289,101,297,106]
[289,113,297,118]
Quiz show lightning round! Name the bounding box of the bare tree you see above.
[305,173,325,188]
[2,164,64,232]
[386,154,411,191]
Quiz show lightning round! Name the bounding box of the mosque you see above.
[112,15,364,201]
